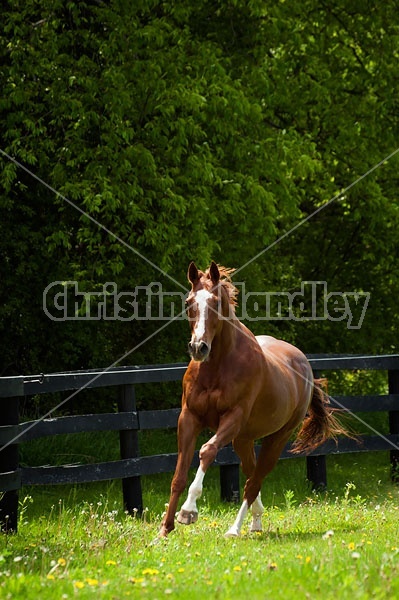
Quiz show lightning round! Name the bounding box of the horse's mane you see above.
[205,264,238,306]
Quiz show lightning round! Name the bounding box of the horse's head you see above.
[186,261,227,362]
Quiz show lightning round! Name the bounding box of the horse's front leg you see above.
[176,464,205,525]
[158,408,201,538]
[178,406,244,530]
[175,435,223,526]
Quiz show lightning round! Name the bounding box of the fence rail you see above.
[1,355,399,532]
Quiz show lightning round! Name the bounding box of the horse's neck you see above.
[210,315,239,363]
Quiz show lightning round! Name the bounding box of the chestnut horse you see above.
[158,261,346,538]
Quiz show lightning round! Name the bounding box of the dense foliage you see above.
[1,0,398,379]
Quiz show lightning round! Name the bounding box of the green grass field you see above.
[1,449,399,599]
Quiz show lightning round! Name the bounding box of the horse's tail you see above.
[291,378,350,454]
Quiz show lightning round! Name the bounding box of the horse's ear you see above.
[208,261,220,285]
[188,261,199,285]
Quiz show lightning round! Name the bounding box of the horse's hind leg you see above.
[250,493,264,532]
[244,429,294,508]
[225,439,264,536]
[226,427,295,538]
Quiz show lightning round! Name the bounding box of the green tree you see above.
[1,0,398,382]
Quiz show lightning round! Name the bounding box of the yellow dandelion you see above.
[46,574,55,580]
[57,558,66,566]
[268,562,278,571]
[348,542,355,551]
[305,556,311,564]
[142,568,159,576]
[130,577,144,584]
[106,560,117,566]
[86,578,99,586]
[74,581,85,589]
[177,567,185,573]
[206,580,213,585]
[233,565,242,572]
[296,554,303,560]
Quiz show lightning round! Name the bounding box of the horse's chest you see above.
[187,387,225,420]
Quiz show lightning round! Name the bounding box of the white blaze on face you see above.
[192,289,212,341]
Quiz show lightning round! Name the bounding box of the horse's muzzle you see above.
[188,341,210,361]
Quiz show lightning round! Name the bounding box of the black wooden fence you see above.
[1,355,399,532]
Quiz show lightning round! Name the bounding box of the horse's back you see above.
[255,335,313,384]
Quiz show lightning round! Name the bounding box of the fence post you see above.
[0,398,19,532]
[306,455,327,490]
[219,461,240,503]
[388,370,399,483]
[306,371,327,489]
[118,385,143,515]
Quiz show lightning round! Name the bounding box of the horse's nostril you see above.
[199,342,208,355]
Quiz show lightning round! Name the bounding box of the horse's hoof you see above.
[177,509,198,525]
[224,528,240,538]
[150,535,162,546]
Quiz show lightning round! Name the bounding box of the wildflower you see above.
[86,578,99,586]
[305,556,311,564]
[46,574,55,580]
[142,568,159,576]
[130,577,144,584]
[106,560,117,566]
[177,568,185,573]
[268,562,278,571]
[233,565,242,572]
[57,558,66,566]
[74,581,85,589]
[348,542,355,551]
[322,530,334,539]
